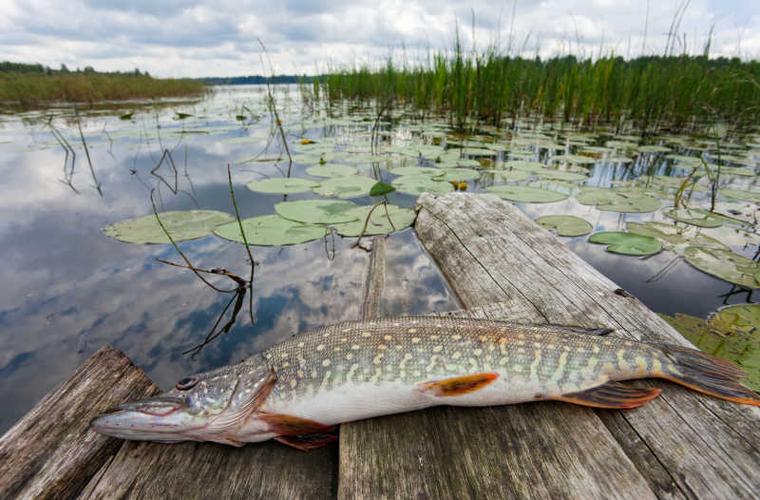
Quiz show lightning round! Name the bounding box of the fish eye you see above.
[175,376,199,390]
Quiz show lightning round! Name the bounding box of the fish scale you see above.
[263,317,668,403]
[92,316,760,449]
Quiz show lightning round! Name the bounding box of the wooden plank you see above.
[0,346,158,499]
[339,241,657,498]
[81,390,336,498]
[414,192,760,499]
[80,440,336,499]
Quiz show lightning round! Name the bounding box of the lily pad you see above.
[661,308,760,391]
[588,231,662,256]
[636,145,671,154]
[392,175,455,195]
[486,185,569,203]
[683,247,760,288]
[664,208,723,228]
[246,178,320,194]
[214,215,326,246]
[389,166,441,176]
[432,168,480,181]
[626,222,727,251]
[721,189,760,204]
[535,169,589,182]
[333,204,416,236]
[535,215,593,237]
[576,188,660,213]
[275,200,359,224]
[104,210,234,244]
[550,154,596,165]
[504,160,545,172]
[312,175,377,199]
[305,164,357,178]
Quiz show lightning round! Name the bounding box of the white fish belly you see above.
[262,374,557,425]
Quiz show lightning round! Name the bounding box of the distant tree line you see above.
[0,61,151,77]
[200,74,317,85]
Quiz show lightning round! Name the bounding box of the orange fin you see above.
[419,372,499,397]
[275,433,337,452]
[555,382,662,409]
[656,343,760,406]
[258,412,336,436]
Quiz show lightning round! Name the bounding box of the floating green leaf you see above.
[275,200,359,224]
[246,178,319,194]
[369,181,396,196]
[104,210,234,244]
[664,208,723,228]
[535,169,589,182]
[661,307,760,391]
[504,160,544,171]
[588,231,662,256]
[535,215,593,237]
[312,175,377,198]
[392,175,454,195]
[550,154,596,165]
[721,189,760,203]
[389,166,440,176]
[214,214,326,246]
[576,188,660,213]
[432,168,480,181]
[333,204,416,236]
[305,164,357,177]
[626,222,726,251]
[486,185,569,203]
[683,247,760,288]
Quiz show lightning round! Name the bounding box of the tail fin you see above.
[658,344,760,406]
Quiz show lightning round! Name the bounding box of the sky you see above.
[1,0,758,77]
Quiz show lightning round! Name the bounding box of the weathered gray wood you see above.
[414,192,760,499]
[81,396,336,498]
[0,346,158,499]
[80,439,337,499]
[339,237,657,498]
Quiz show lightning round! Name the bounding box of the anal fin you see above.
[555,382,662,409]
[418,372,499,397]
[275,433,337,451]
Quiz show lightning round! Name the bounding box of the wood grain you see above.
[338,224,657,498]
[414,192,760,499]
[0,346,158,499]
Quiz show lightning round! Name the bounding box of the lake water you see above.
[0,84,757,432]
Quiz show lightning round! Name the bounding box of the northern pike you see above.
[92,317,760,450]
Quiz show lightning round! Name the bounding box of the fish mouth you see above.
[90,396,204,442]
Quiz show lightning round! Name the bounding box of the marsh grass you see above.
[0,72,205,109]
[323,51,760,135]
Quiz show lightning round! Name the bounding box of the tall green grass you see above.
[322,52,760,135]
[0,72,206,109]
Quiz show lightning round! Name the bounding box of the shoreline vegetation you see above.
[0,62,206,110]
[320,53,760,135]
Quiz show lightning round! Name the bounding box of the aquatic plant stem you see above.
[149,189,235,293]
[227,164,256,325]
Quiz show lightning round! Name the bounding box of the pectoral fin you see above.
[555,382,662,409]
[418,372,499,397]
[275,433,337,451]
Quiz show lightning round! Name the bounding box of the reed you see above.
[322,51,760,135]
[0,71,205,109]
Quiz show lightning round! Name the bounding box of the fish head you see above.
[91,354,276,446]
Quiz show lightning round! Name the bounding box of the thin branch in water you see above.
[75,111,102,196]
[150,189,236,293]
[227,164,256,325]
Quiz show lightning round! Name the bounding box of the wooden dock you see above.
[1,192,758,499]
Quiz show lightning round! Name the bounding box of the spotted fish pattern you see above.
[92,316,760,450]
[263,317,669,404]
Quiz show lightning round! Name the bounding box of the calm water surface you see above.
[0,85,756,432]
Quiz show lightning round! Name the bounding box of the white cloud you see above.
[0,0,757,77]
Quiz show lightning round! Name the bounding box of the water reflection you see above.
[0,85,757,434]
